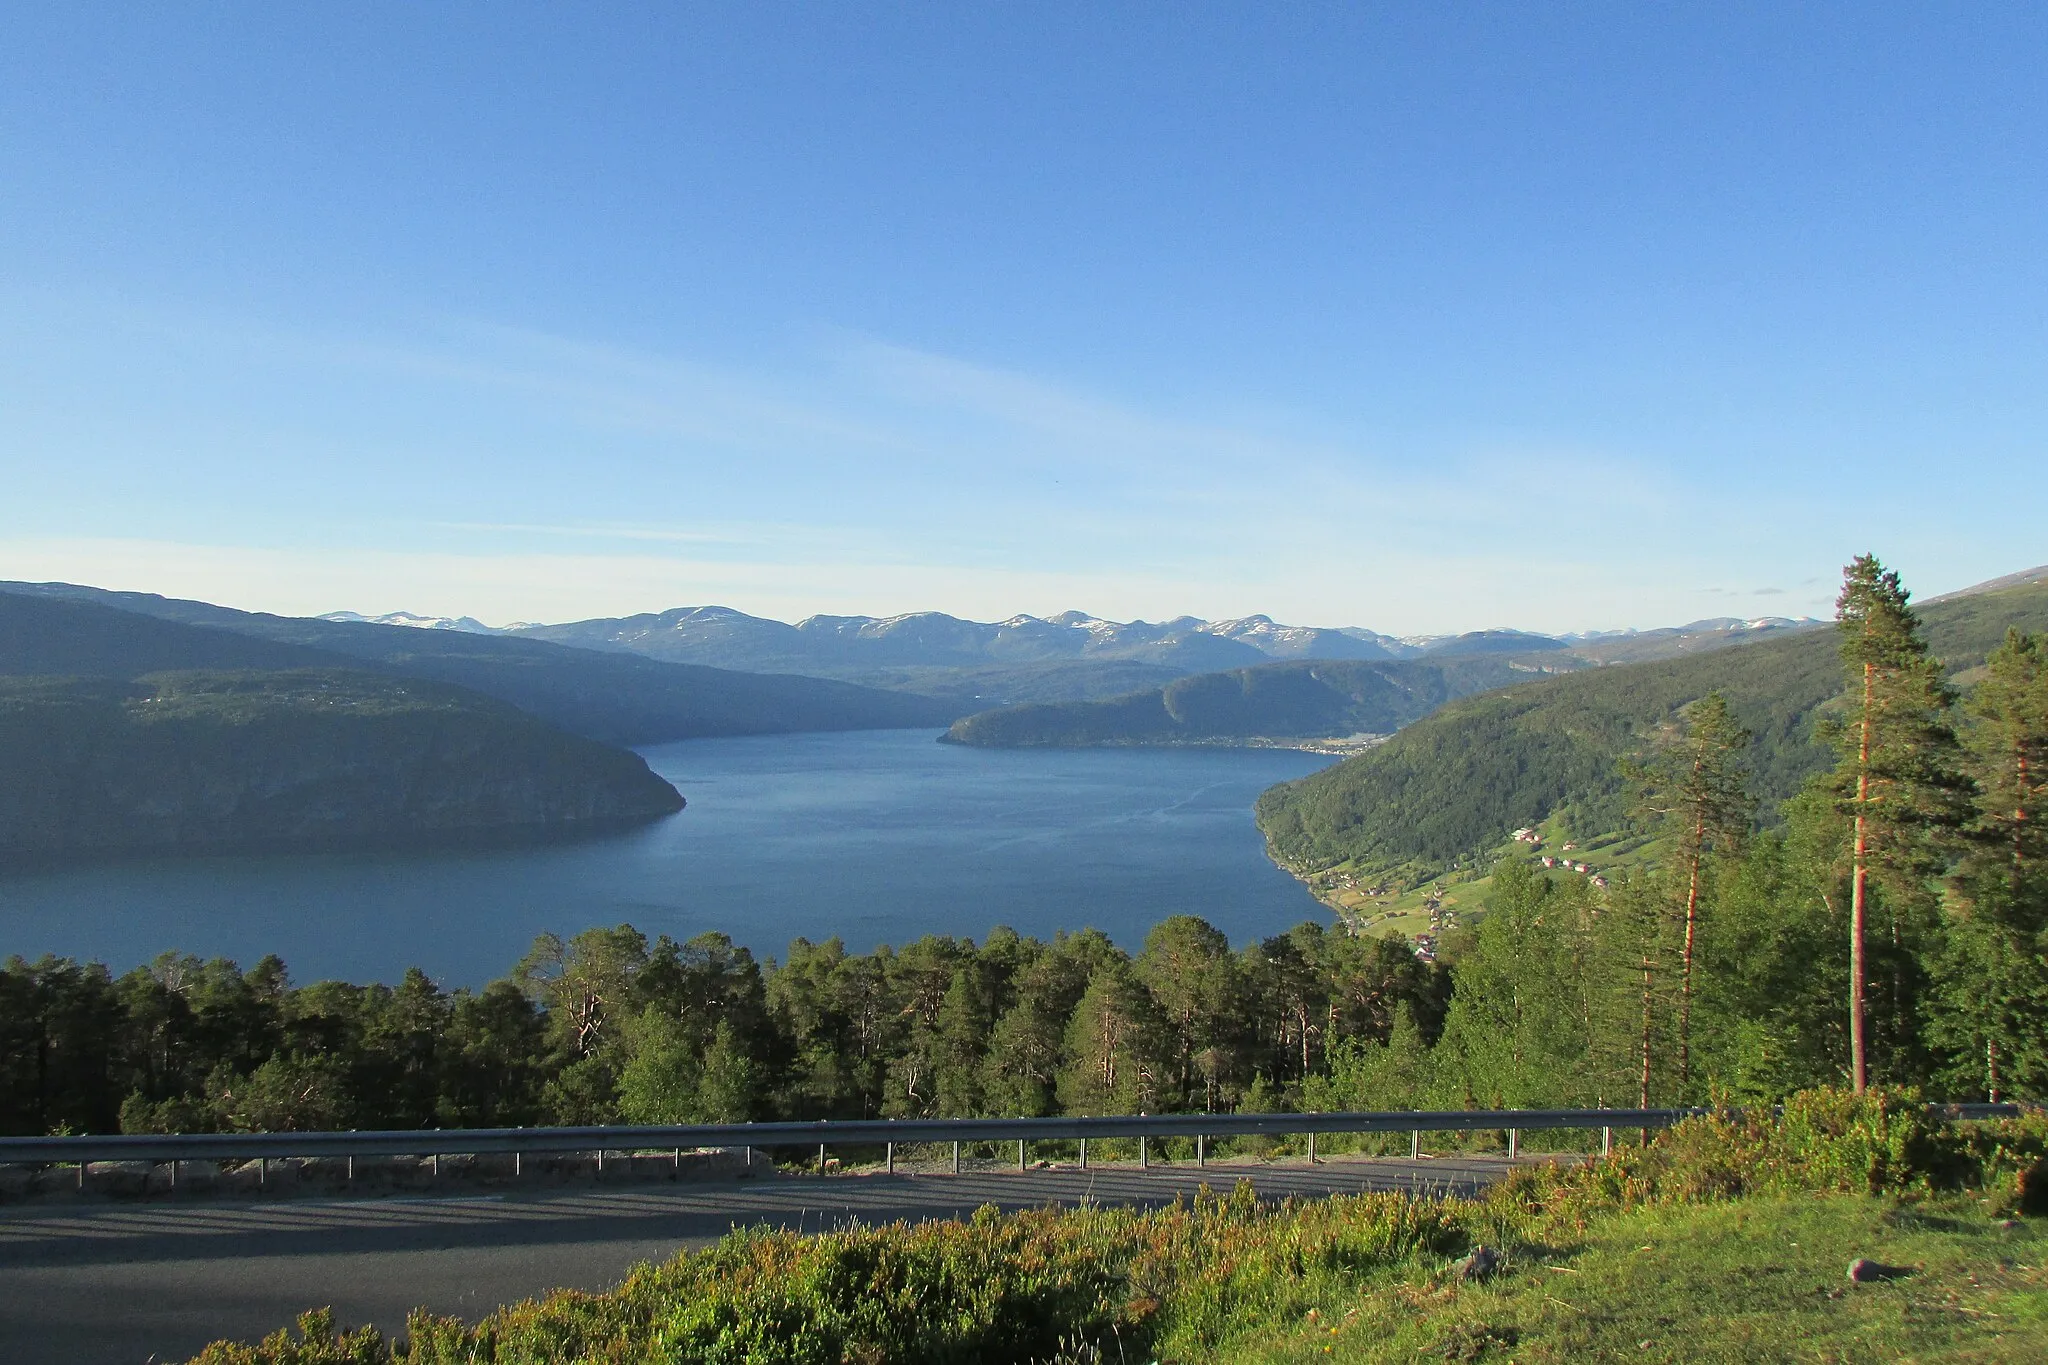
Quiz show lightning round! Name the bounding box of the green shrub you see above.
[187,1310,387,1365]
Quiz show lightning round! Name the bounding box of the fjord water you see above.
[0,730,1333,985]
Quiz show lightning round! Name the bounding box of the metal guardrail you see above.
[0,1103,2020,1168]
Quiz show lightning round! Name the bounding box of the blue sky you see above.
[3,3,2043,633]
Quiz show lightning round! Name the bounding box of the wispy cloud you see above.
[430,521,752,546]
[0,286,1894,634]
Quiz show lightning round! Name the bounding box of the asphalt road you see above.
[0,1152,1542,1364]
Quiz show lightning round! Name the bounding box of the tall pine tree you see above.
[1632,691,1753,1094]
[1935,628,2048,1099]
[1830,555,1972,1090]
[1964,628,2048,887]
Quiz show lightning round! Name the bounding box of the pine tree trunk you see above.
[1639,954,1654,1109]
[2016,744,2029,869]
[1678,809,1704,1092]
[35,1021,49,1134]
[1850,661,1874,1094]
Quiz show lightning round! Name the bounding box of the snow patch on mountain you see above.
[318,611,513,634]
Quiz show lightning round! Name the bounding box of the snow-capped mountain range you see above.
[318,610,540,634]
[314,603,1823,678]
[511,606,1399,673]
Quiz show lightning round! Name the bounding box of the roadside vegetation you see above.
[186,1091,2048,1363]
[1236,1193,2048,1363]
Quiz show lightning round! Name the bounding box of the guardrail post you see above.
[949,1140,959,1174]
[1196,1133,1205,1167]
[886,1142,895,1175]
[1079,1138,1088,1170]
[673,1147,681,1173]
[1507,1129,1519,1159]
[1410,1130,1420,1160]
[818,1143,827,1176]
[597,1147,605,1176]
[77,1161,85,1191]
[258,1157,266,1189]
[1018,1138,1026,1171]
[1601,1125,1612,1156]
[1139,1135,1148,1169]
[1307,1131,1316,1164]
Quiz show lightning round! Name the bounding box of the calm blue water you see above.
[0,730,1333,986]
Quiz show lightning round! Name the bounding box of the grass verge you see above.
[1238,1193,2048,1364]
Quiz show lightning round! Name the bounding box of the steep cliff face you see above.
[0,671,684,859]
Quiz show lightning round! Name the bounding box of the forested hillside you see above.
[0,671,684,861]
[0,584,961,743]
[783,657,1191,709]
[1256,578,2048,880]
[0,591,339,675]
[943,656,1544,747]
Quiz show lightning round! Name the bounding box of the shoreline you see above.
[942,732,1391,756]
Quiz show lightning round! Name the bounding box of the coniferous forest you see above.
[6,556,2045,1139]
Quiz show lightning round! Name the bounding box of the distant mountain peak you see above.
[1408,629,1570,657]
[318,610,504,634]
[663,604,756,622]
[1924,565,2048,604]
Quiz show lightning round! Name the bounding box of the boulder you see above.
[1847,1258,1908,1284]
[1453,1245,1501,1283]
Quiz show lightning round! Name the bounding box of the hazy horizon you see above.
[311,598,1835,641]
